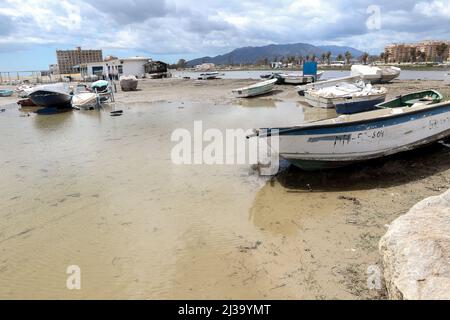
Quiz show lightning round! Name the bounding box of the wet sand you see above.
[0,78,449,299]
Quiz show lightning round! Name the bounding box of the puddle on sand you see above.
[0,101,448,299]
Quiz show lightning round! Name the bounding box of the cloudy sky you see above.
[0,0,449,71]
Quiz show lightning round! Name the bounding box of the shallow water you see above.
[174,69,450,81]
[1,99,448,299]
[0,100,330,298]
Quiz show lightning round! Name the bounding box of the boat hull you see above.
[232,79,277,98]
[305,91,386,110]
[29,90,72,108]
[335,97,386,114]
[266,102,450,170]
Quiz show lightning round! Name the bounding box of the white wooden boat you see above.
[351,65,401,84]
[232,79,277,98]
[304,81,387,113]
[251,93,450,170]
[197,72,223,80]
[278,71,324,85]
[72,92,98,110]
[119,75,138,91]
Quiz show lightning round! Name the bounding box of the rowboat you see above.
[119,75,138,91]
[304,81,387,114]
[351,65,401,84]
[197,72,223,80]
[251,92,450,170]
[232,79,277,98]
[0,89,14,97]
[72,92,99,110]
[91,80,109,93]
[277,71,324,85]
[28,83,72,108]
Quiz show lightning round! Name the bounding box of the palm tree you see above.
[326,51,332,65]
[380,52,385,63]
[345,51,352,65]
[321,53,326,64]
[337,54,343,62]
[418,51,427,62]
[409,47,417,63]
[361,52,369,65]
[436,43,449,62]
[311,54,317,62]
[305,54,311,62]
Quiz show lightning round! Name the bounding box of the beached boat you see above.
[351,65,401,84]
[0,89,14,97]
[198,72,223,80]
[28,83,72,108]
[91,80,110,93]
[72,92,98,110]
[251,93,450,170]
[119,75,138,91]
[277,71,324,85]
[304,81,387,114]
[232,79,278,98]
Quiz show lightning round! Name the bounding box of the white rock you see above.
[379,189,450,300]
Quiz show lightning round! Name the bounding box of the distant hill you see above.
[187,43,364,66]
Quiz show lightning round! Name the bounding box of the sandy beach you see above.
[0,78,449,299]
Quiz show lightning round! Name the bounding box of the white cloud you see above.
[0,0,449,62]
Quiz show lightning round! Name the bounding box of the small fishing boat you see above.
[91,80,110,93]
[28,83,72,108]
[250,92,450,170]
[304,81,387,114]
[277,71,324,85]
[380,66,402,83]
[197,72,223,80]
[0,89,14,97]
[119,75,138,91]
[232,79,278,98]
[351,65,401,84]
[72,92,99,110]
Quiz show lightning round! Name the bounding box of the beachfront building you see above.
[56,47,103,74]
[80,56,152,79]
[385,40,450,63]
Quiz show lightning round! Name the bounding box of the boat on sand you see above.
[304,81,387,114]
[72,92,99,110]
[28,83,72,108]
[351,65,401,83]
[232,79,277,98]
[0,89,14,97]
[250,91,450,170]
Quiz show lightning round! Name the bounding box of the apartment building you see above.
[56,47,103,74]
[384,40,450,63]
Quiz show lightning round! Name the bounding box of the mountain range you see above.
[187,43,365,66]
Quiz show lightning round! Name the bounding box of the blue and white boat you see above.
[251,94,450,170]
[0,89,14,97]
[304,81,387,114]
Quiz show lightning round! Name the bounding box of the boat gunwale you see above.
[259,99,450,136]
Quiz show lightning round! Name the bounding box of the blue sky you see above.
[0,0,449,71]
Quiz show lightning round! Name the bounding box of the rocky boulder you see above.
[379,189,450,300]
